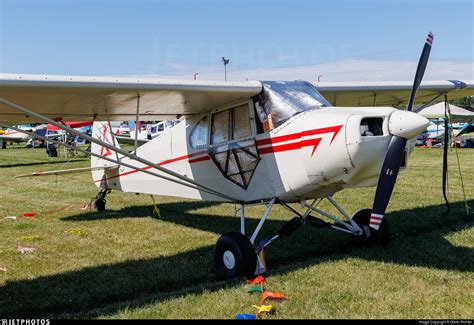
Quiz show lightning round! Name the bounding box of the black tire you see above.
[214,231,257,279]
[94,198,106,212]
[351,209,391,246]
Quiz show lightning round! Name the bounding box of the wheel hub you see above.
[361,225,371,239]
[223,250,236,270]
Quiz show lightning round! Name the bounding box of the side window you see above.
[190,115,209,149]
[232,104,251,140]
[211,109,231,145]
[211,103,252,145]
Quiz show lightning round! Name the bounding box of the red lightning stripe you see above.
[93,125,343,182]
[256,125,343,146]
[99,124,112,157]
[258,138,322,156]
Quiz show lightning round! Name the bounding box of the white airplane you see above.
[416,120,446,145]
[115,120,181,145]
[0,124,46,148]
[1,33,473,278]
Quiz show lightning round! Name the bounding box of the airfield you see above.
[0,145,472,319]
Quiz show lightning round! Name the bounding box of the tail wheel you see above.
[93,189,110,212]
[94,198,106,212]
[351,209,391,246]
[214,231,257,279]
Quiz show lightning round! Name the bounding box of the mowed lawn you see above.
[0,145,472,319]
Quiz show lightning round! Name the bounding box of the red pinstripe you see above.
[94,125,343,182]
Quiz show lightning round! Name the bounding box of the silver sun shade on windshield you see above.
[254,81,331,128]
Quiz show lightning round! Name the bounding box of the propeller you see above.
[369,32,434,231]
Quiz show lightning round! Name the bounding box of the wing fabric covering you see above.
[316,80,474,107]
[0,74,262,123]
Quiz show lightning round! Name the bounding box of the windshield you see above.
[254,81,330,129]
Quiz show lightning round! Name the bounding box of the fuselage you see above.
[91,81,427,203]
[0,125,36,143]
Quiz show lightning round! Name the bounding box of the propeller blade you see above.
[369,32,434,231]
[370,136,407,230]
[406,32,434,112]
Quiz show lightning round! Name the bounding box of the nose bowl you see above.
[388,110,429,139]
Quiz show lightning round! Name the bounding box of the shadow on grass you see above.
[1,200,472,318]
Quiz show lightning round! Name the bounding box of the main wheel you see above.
[351,209,391,246]
[214,231,257,279]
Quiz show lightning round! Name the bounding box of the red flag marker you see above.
[259,291,287,306]
[245,275,266,286]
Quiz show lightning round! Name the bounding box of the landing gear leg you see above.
[214,198,275,279]
[1,140,5,149]
[93,188,111,212]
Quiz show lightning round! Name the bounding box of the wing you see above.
[315,80,474,107]
[0,74,262,123]
[0,134,28,142]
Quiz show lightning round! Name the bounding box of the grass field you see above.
[0,145,472,319]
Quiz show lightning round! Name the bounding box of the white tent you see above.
[417,102,474,123]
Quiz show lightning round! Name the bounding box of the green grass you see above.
[0,144,472,319]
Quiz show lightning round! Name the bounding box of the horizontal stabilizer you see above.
[14,166,116,178]
[115,135,149,145]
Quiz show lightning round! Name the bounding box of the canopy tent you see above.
[417,102,474,123]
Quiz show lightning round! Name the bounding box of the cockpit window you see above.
[211,109,231,145]
[232,104,251,140]
[190,115,209,149]
[211,103,252,146]
[254,81,331,130]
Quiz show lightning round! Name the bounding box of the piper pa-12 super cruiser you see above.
[1,32,473,278]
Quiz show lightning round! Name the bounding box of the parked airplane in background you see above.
[416,120,446,145]
[0,124,46,148]
[111,121,131,136]
[416,120,471,146]
[1,32,473,279]
[115,120,181,146]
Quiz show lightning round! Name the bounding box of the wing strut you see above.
[0,98,239,202]
[0,122,237,202]
[134,94,140,153]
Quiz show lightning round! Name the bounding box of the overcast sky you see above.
[0,0,472,81]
